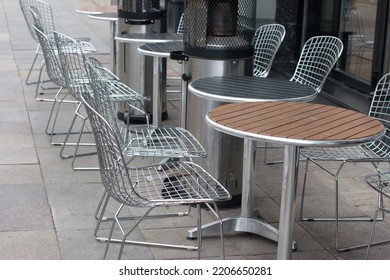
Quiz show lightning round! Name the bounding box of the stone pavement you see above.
[0,0,389,260]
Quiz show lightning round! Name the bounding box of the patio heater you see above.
[116,0,167,122]
[183,0,256,207]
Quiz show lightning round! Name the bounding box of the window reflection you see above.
[341,0,376,80]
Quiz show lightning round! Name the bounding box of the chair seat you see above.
[106,80,150,103]
[124,126,206,158]
[128,161,231,205]
[365,172,390,199]
[300,145,379,161]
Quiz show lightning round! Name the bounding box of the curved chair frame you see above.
[364,172,390,259]
[252,23,285,78]
[263,35,344,164]
[80,91,231,260]
[299,72,390,251]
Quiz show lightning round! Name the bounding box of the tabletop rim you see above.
[189,75,317,103]
[206,101,386,147]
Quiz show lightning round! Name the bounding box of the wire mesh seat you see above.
[263,35,344,163]
[252,23,285,78]
[299,72,390,251]
[86,58,206,160]
[364,172,390,259]
[80,91,231,260]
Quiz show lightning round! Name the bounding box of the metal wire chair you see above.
[290,36,344,94]
[52,31,99,170]
[19,0,44,85]
[32,24,80,145]
[86,58,208,238]
[80,91,230,260]
[24,0,95,95]
[364,172,390,259]
[299,72,390,251]
[252,23,285,78]
[263,35,344,164]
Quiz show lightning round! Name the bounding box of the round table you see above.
[207,101,385,259]
[115,34,182,123]
[89,13,118,74]
[186,76,317,249]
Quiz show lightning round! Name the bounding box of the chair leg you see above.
[25,50,40,86]
[94,189,192,239]
[58,104,97,166]
[365,209,380,259]
[99,203,225,259]
[299,159,382,251]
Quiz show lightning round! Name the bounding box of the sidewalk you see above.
[0,0,389,260]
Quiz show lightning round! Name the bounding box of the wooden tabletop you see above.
[207,101,385,146]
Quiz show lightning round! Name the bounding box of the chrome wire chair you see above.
[263,35,344,164]
[290,36,344,94]
[20,0,44,85]
[80,91,231,260]
[52,31,99,170]
[364,172,390,259]
[252,23,285,78]
[176,12,185,34]
[25,0,95,97]
[299,72,390,251]
[86,58,208,238]
[32,24,79,143]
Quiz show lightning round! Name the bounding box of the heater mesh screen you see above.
[183,0,256,59]
[118,0,164,19]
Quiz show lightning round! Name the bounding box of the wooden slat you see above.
[208,101,385,144]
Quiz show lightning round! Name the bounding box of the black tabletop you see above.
[188,76,317,103]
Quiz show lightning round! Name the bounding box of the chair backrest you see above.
[80,91,147,207]
[53,31,89,98]
[21,0,56,42]
[176,13,185,34]
[85,58,127,148]
[252,23,285,78]
[290,36,344,93]
[20,0,39,42]
[32,24,66,87]
[365,72,390,157]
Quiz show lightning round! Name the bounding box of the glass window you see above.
[339,0,377,81]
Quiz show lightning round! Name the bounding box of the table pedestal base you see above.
[187,217,279,242]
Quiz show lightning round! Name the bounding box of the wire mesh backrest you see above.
[25,0,55,41]
[20,0,41,42]
[176,12,185,34]
[365,73,390,157]
[290,36,344,93]
[85,59,126,149]
[32,24,66,87]
[80,92,147,207]
[252,24,285,78]
[53,31,89,98]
